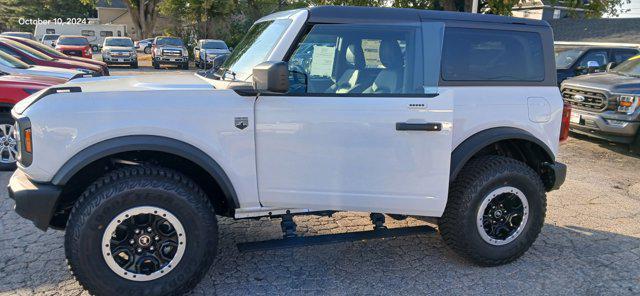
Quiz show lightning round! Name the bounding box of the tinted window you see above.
[555,47,586,69]
[442,28,544,82]
[46,29,55,34]
[287,24,421,95]
[202,41,228,49]
[613,49,638,64]
[81,30,95,37]
[155,37,183,46]
[105,38,133,47]
[57,37,89,46]
[100,31,114,37]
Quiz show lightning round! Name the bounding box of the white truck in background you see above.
[34,23,127,52]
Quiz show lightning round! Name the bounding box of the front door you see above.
[255,22,453,216]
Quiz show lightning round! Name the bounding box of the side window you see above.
[100,31,113,37]
[613,49,638,64]
[578,50,608,68]
[287,23,422,95]
[441,28,544,82]
[46,29,55,34]
[81,30,95,37]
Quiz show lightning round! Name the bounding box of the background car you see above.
[0,37,104,76]
[0,73,66,170]
[194,39,230,69]
[0,51,83,80]
[40,34,60,47]
[135,38,153,54]
[151,36,189,69]
[55,36,92,58]
[3,36,109,75]
[555,41,640,85]
[0,32,34,40]
[101,37,138,68]
[561,55,640,152]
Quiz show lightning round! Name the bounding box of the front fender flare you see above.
[51,135,239,209]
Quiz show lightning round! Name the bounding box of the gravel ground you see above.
[0,66,638,295]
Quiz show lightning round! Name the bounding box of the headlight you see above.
[617,95,639,115]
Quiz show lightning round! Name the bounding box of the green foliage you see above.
[0,0,95,31]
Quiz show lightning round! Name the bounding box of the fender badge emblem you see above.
[235,117,248,130]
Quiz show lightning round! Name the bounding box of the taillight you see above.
[560,102,571,142]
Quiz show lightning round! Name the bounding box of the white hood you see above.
[63,73,213,93]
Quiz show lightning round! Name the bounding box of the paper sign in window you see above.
[309,45,335,77]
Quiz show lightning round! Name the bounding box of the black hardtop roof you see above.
[307,6,549,27]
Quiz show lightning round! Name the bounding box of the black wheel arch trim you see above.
[450,127,555,182]
[51,135,239,209]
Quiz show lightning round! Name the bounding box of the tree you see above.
[80,0,161,39]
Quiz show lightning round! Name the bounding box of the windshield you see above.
[43,35,59,41]
[555,47,586,69]
[0,51,30,69]
[156,37,183,46]
[611,55,640,77]
[105,38,134,47]
[13,37,65,57]
[219,19,291,79]
[202,41,227,50]
[2,39,54,60]
[57,37,89,46]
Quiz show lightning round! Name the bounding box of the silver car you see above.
[0,51,82,80]
[102,37,138,68]
[193,39,230,69]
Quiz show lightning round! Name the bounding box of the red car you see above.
[3,36,109,75]
[55,36,92,59]
[0,73,66,170]
[0,37,104,76]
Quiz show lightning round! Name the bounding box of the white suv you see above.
[9,7,568,296]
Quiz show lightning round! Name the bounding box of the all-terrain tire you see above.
[438,156,546,266]
[65,166,218,296]
[153,61,160,69]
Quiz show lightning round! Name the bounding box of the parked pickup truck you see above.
[561,55,640,152]
[8,6,567,296]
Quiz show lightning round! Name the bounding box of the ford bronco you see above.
[8,6,567,296]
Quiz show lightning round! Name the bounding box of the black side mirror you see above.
[194,47,199,51]
[212,54,228,71]
[605,62,617,72]
[252,61,289,94]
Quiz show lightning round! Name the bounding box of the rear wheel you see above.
[0,116,17,171]
[438,156,546,266]
[65,166,218,295]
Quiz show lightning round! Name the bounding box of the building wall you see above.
[97,7,172,40]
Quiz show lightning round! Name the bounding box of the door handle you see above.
[396,122,442,131]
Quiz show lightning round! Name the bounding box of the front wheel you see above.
[438,156,546,266]
[0,117,17,171]
[65,166,218,295]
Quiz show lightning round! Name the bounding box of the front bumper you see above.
[103,56,137,64]
[569,109,640,143]
[7,169,61,231]
[154,56,188,64]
